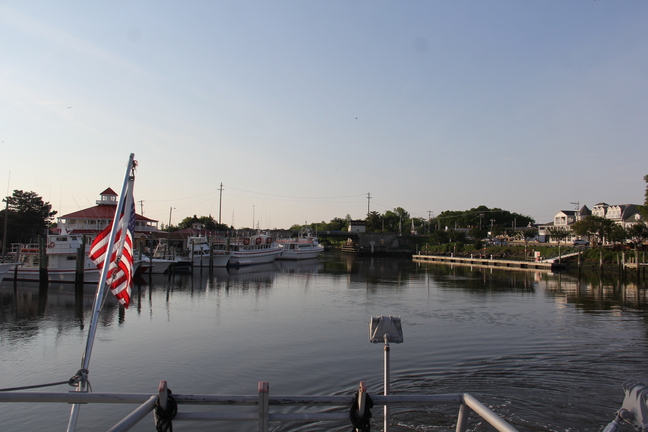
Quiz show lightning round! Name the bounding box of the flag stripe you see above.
[89,188,136,308]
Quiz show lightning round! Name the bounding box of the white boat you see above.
[276,229,324,260]
[227,232,283,267]
[0,262,18,283]
[6,234,100,283]
[188,236,230,268]
[135,254,175,274]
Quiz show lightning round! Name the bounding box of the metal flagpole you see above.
[67,153,136,432]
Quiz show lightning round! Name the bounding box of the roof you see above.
[61,205,157,222]
[100,187,118,196]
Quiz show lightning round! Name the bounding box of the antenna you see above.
[570,201,579,211]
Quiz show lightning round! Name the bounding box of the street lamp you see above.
[370,316,403,432]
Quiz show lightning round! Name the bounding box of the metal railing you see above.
[0,380,519,432]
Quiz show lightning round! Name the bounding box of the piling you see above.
[38,236,48,287]
[75,236,86,287]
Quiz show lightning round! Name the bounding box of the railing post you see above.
[384,339,390,432]
[258,381,269,432]
[355,381,367,432]
[154,380,168,428]
[455,400,469,432]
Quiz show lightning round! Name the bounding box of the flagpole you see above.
[67,153,136,432]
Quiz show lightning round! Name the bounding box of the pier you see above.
[413,253,562,271]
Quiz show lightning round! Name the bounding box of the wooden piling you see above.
[75,236,86,287]
[38,236,48,287]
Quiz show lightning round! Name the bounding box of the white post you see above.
[384,335,390,432]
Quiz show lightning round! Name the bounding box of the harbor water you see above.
[1,252,647,431]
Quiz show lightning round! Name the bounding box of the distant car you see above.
[572,239,590,246]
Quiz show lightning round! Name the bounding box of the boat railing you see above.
[0,380,519,432]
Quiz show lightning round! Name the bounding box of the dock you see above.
[413,253,563,271]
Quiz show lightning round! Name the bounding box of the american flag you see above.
[89,188,136,308]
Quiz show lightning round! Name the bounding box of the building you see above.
[57,188,160,247]
[348,220,366,234]
[539,202,644,243]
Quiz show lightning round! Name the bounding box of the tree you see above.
[546,226,570,245]
[365,211,382,232]
[177,215,228,232]
[383,207,410,234]
[435,206,534,231]
[572,216,615,245]
[608,224,628,245]
[626,222,648,249]
[1,190,57,246]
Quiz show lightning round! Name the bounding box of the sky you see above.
[1,1,647,230]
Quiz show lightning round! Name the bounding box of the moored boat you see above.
[227,232,282,267]
[6,234,100,283]
[0,262,18,283]
[188,236,230,268]
[276,228,324,260]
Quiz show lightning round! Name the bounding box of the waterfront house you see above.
[57,188,160,248]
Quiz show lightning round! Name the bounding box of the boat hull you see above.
[228,249,282,266]
[6,267,101,284]
[193,253,231,268]
[277,248,323,260]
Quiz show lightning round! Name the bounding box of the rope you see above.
[155,389,178,432]
[0,369,91,392]
[68,369,92,391]
[0,381,70,392]
[349,392,374,432]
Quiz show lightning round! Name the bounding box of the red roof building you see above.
[58,188,159,236]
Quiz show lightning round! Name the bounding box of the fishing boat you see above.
[5,234,101,283]
[0,262,18,283]
[188,236,231,268]
[276,228,324,260]
[227,232,282,267]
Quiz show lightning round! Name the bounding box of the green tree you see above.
[365,211,382,232]
[608,224,628,245]
[571,215,615,245]
[436,206,534,230]
[1,190,57,246]
[546,226,570,245]
[313,217,348,232]
[382,207,410,234]
[626,222,648,249]
[178,215,228,232]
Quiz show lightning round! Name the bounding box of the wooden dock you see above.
[413,253,561,271]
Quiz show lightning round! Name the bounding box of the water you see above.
[1,253,647,432]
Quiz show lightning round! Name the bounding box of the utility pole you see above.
[2,171,10,256]
[218,183,223,224]
[366,192,371,216]
[427,210,433,234]
[138,200,144,215]
[1,198,8,256]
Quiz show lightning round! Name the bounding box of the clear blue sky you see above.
[2,1,647,229]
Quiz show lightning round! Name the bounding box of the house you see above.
[540,202,645,243]
[57,188,160,248]
[348,220,366,234]
[538,205,591,243]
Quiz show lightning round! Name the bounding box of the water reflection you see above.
[1,254,648,432]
